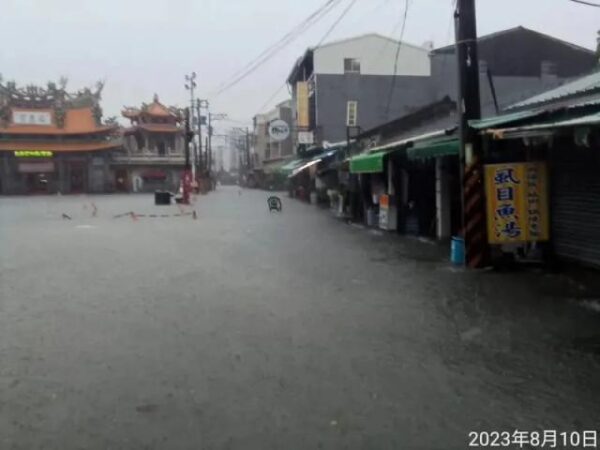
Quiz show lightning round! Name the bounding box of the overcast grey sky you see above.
[1,0,598,129]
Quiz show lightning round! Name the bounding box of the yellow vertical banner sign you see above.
[484,162,549,244]
[296,82,309,128]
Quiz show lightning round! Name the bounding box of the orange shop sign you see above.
[484,162,549,244]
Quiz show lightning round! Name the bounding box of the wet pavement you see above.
[1,186,600,449]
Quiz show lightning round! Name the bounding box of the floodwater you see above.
[1,187,599,449]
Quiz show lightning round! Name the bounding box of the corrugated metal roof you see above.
[488,110,600,135]
[469,110,544,130]
[508,70,600,109]
[366,129,453,154]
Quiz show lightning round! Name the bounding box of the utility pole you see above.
[181,107,193,204]
[208,112,212,177]
[184,72,197,180]
[245,127,251,171]
[455,0,487,268]
[195,99,203,175]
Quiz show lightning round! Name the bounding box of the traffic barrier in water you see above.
[111,211,196,220]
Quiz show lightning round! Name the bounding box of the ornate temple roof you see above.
[122,94,182,123]
[0,78,115,135]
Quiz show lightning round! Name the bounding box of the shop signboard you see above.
[296,82,309,128]
[484,162,549,244]
[268,119,290,142]
[14,150,54,158]
[12,111,52,125]
[297,131,314,145]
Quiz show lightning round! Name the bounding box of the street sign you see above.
[297,131,314,145]
[268,119,290,142]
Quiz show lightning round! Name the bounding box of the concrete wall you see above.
[315,74,434,142]
[314,34,430,76]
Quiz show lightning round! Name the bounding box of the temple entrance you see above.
[69,164,85,193]
[115,169,129,192]
[26,173,51,193]
[19,160,55,194]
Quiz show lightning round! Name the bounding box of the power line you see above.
[568,0,600,6]
[216,0,340,91]
[256,83,288,115]
[214,0,344,97]
[254,0,358,116]
[315,0,359,48]
[384,0,411,119]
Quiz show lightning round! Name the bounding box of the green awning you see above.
[350,150,389,173]
[407,138,459,160]
[469,109,543,130]
[279,159,305,174]
[288,149,341,178]
[262,159,291,175]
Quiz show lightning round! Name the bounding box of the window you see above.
[346,101,358,127]
[344,58,361,74]
[158,142,166,156]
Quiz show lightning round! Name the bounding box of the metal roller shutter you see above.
[551,151,600,267]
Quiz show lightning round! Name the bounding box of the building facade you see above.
[286,27,597,153]
[287,33,432,146]
[252,100,294,167]
[340,27,597,245]
[117,95,185,193]
[429,26,597,115]
[475,69,600,267]
[252,100,294,188]
[0,80,121,194]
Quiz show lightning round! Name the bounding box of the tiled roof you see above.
[145,102,172,117]
[2,107,113,135]
[124,124,182,134]
[0,140,122,152]
[122,95,179,120]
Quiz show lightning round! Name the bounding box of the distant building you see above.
[117,95,185,192]
[251,100,294,188]
[429,26,597,115]
[287,33,432,146]
[0,80,121,194]
[252,100,293,166]
[286,27,597,151]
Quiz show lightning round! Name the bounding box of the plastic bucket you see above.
[450,236,465,265]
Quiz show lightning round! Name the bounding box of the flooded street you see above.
[1,187,600,449]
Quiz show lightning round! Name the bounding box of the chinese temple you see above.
[117,95,185,192]
[0,79,121,194]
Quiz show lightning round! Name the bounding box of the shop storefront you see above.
[348,131,460,238]
[472,99,600,267]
